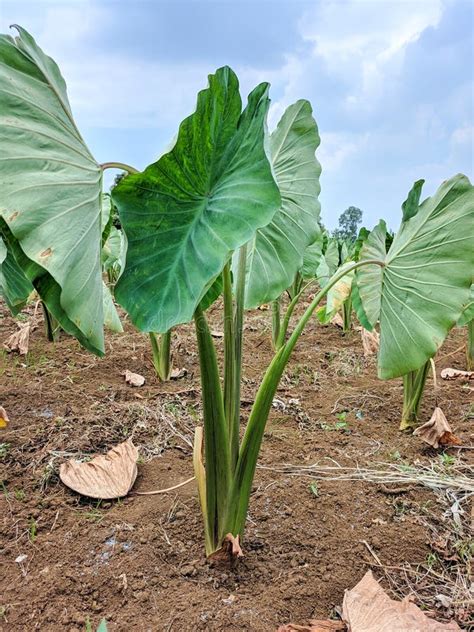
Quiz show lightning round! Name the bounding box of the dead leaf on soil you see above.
[3,321,34,355]
[208,533,243,563]
[0,406,10,428]
[413,407,461,449]
[440,368,474,381]
[331,313,344,329]
[122,370,145,387]
[278,620,346,632]
[210,330,224,338]
[361,328,379,356]
[342,570,461,631]
[170,367,187,379]
[59,439,138,499]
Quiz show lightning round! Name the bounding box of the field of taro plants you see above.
[0,27,473,632]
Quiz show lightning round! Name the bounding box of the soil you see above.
[0,296,472,631]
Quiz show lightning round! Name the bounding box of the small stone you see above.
[181,564,196,576]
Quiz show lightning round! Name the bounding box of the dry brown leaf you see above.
[208,533,243,563]
[278,620,346,632]
[331,313,344,328]
[360,328,379,356]
[59,439,138,499]
[342,570,461,631]
[123,370,145,387]
[413,407,461,449]
[440,368,474,381]
[0,406,10,429]
[3,322,34,355]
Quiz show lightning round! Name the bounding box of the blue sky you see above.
[1,0,472,230]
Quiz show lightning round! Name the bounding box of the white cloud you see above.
[299,0,444,105]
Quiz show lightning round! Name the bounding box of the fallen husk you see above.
[3,321,35,355]
[360,328,379,356]
[440,368,474,381]
[342,570,461,631]
[59,439,138,499]
[0,406,10,428]
[413,407,461,449]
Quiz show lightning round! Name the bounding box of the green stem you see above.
[149,330,172,381]
[100,162,139,174]
[342,294,352,332]
[275,279,315,350]
[223,261,235,442]
[401,360,430,430]
[287,271,303,301]
[467,320,474,371]
[42,302,61,342]
[231,244,248,471]
[223,259,384,538]
[271,298,281,350]
[194,305,231,549]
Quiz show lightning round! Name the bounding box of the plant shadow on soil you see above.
[0,297,472,631]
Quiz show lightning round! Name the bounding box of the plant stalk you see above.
[467,320,474,371]
[342,294,352,332]
[271,298,281,350]
[223,259,384,539]
[42,302,61,342]
[401,359,431,430]
[100,162,139,174]
[149,330,172,381]
[194,305,231,549]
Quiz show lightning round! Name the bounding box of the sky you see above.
[0,0,472,230]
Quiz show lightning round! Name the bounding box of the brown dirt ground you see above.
[0,296,473,631]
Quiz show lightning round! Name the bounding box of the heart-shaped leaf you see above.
[244,100,321,307]
[112,67,280,332]
[356,175,474,379]
[0,27,104,354]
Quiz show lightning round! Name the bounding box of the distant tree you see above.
[333,206,363,241]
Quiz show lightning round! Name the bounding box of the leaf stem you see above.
[224,258,384,537]
[100,162,139,174]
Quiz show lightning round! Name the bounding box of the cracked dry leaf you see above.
[361,328,379,356]
[440,368,474,381]
[123,370,145,387]
[0,406,9,429]
[59,439,138,499]
[3,322,33,355]
[413,407,461,449]
[170,367,187,379]
[342,570,461,631]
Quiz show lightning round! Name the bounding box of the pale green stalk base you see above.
[400,360,431,430]
[149,330,172,381]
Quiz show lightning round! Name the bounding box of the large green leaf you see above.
[244,100,321,308]
[113,67,280,332]
[457,284,474,327]
[356,175,474,379]
[301,234,323,279]
[0,236,33,314]
[0,26,104,354]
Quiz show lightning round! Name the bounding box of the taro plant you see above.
[1,27,473,559]
[354,177,474,430]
